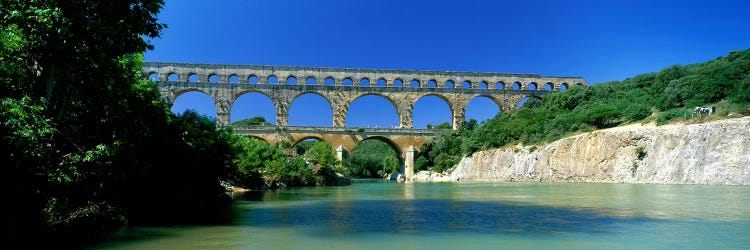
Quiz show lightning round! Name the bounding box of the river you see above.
[92,180,750,249]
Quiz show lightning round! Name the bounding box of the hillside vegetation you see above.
[419,49,750,173]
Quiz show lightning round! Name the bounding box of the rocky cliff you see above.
[414,117,750,185]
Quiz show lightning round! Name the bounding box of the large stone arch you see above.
[164,87,216,111]
[289,91,334,127]
[412,93,455,129]
[516,95,544,109]
[293,135,326,146]
[291,91,334,112]
[231,89,277,124]
[360,136,404,159]
[466,94,503,112]
[345,93,400,127]
[173,87,211,101]
[243,135,270,143]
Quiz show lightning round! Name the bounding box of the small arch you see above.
[410,79,420,88]
[560,83,569,91]
[359,78,370,87]
[147,72,158,81]
[325,77,335,86]
[188,73,199,82]
[376,78,387,87]
[305,77,316,85]
[445,80,455,88]
[167,73,179,81]
[393,79,404,87]
[228,75,240,84]
[343,78,353,86]
[528,82,538,90]
[575,82,585,86]
[267,75,278,84]
[478,81,488,89]
[208,74,219,83]
[248,75,259,84]
[427,80,437,88]
[461,80,472,89]
[512,82,521,90]
[544,82,554,91]
[495,81,505,90]
[286,76,297,84]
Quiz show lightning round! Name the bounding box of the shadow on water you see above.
[231,197,656,237]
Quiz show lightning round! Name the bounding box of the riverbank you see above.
[412,117,750,185]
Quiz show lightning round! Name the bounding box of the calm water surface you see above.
[94,180,750,249]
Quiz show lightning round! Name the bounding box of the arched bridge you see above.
[143,62,586,130]
[143,62,586,180]
[234,125,434,179]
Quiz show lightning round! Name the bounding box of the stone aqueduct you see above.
[144,62,586,129]
[143,62,586,179]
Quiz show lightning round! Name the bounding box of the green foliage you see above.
[231,116,271,126]
[635,147,647,161]
[382,155,401,175]
[427,122,452,130]
[657,108,690,125]
[304,141,337,167]
[345,139,400,178]
[0,0,257,245]
[416,49,750,173]
[227,136,343,188]
[414,156,429,172]
[294,140,316,155]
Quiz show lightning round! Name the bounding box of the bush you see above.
[657,108,690,125]
[415,49,750,174]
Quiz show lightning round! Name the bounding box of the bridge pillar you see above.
[215,99,232,127]
[276,102,289,127]
[336,145,346,167]
[332,105,347,127]
[158,89,175,106]
[405,146,416,180]
[452,108,465,130]
[398,106,413,128]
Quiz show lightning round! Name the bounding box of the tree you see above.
[304,141,337,167]
[345,139,400,178]
[416,49,750,174]
[382,155,401,176]
[1,0,244,244]
[232,116,271,126]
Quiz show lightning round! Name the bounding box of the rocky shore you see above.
[411,117,750,185]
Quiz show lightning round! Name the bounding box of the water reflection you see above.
[95,182,750,250]
[233,198,653,237]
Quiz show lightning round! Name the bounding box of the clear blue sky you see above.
[146,0,750,128]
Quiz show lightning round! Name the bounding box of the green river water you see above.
[93,180,750,249]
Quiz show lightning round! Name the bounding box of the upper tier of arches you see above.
[144,62,586,91]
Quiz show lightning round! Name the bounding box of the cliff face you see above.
[441,117,750,185]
